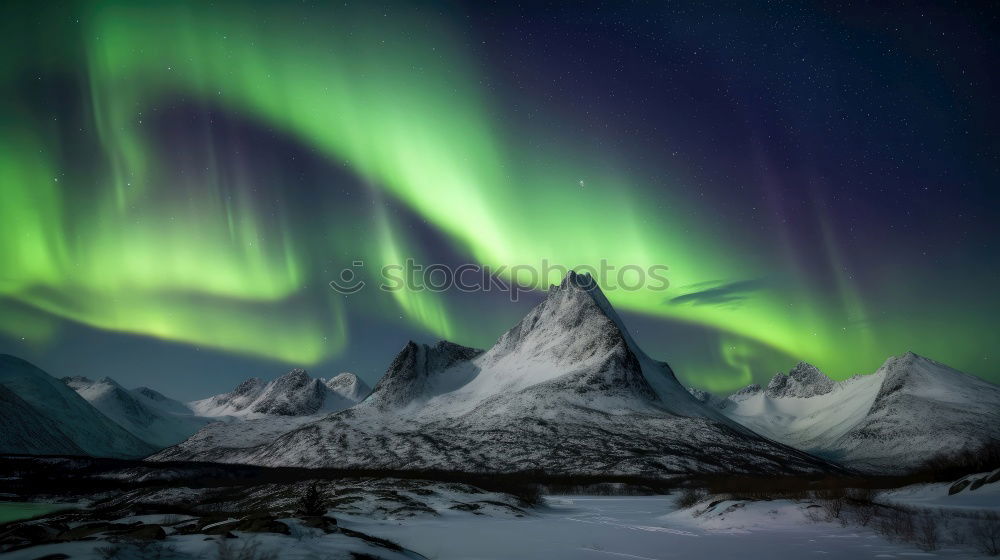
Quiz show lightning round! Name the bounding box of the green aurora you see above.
[1,2,996,391]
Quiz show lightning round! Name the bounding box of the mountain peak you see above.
[765,362,835,398]
[365,340,483,410]
[62,375,129,398]
[325,372,371,402]
[546,271,622,322]
[232,377,265,397]
[191,367,368,418]
[550,269,598,291]
[61,375,94,390]
[498,269,639,360]
[485,271,638,369]
[328,371,359,383]
[735,383,762,396]
[269,368,315,392]
[361,271,713,419]
[134,386,165,400]
[873,351,980,400]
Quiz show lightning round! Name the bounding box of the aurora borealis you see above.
[2,1,997,398]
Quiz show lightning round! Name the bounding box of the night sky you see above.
[2,1,997,400]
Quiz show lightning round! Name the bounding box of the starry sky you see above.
[1,1,997,400]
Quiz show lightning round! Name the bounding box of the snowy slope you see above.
[714,363,884,453]
[828,352,1000,472]
[0,355,156,458]
[881,468,1000,511]
[132,386,197,416]
[155,272,834,476]
[0,383,84,456]
[710,353,1000,473]
[324,371,371,402]
[188,377,264,417]
[163,369,371,460]
[152,415,324,461]
[62,376,213,449]
[189,369,365,418]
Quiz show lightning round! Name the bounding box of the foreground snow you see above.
[881,469,1000,512]
[0,518,420,560]
[346,495,991,559]
[4,482,996,559]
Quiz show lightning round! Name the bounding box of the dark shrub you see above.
[513,484,543,507]
[970,512,1000,556]
[674,488,704,509]
[846,488,879,526]
[875,506,916,543]
[815,487,847,523]
[914,512,939,551]
[298,482,326,516]
[917,441,1000,481]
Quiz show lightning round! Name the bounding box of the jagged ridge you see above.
[154,272,836,476]
[707,352,1000,473]
[190,368,365,418]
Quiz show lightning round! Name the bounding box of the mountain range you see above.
[0,354,369,457]
[189,369,369,418]
[0,355,155,458]
[151,272,835,476]
[162,370,372,456]
[61,376,213,448]
[2,272,997,478]
[693,353,1000,473]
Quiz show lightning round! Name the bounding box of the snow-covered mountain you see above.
[171,369,371,455]
[325,371,371,402]
[62,376,213,449]
[0,355,156,458]
[133,386,198,416]
[707,353,1000,474]
[154,272,834,476]
[0,383,84,456]
[189,369,368,418]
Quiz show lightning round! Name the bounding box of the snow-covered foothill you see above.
[707,352,1000,473]
[0,355,155,458]
[62,376,213,448]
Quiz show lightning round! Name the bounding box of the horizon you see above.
[0,271,959,403]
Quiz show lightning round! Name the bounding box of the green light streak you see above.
[373,207,455,341]
[74,2,838,365]
[0,1,993,388]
